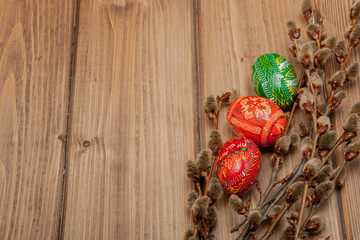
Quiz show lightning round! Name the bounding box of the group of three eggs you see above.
[216,53,298,195]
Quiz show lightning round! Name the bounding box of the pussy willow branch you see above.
[261,203,291,240]
[238,158,307,240]
[215,101,222,130]
[295,71,318,239]
[300,159,347,235]
[321,133,346,166]
[231,218,247,233]
[259,68,305,206]
[204,156,217,195]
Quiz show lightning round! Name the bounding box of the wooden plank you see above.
[62,0,196,239]
[197,0,357,239]
[0,0,75,239]
[322,0,360,239]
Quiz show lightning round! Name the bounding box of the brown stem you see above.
[321,133,345,166]
[300,161,347,234]
[285,102,298,135]
[340,45,353,71]
[308,71,318,159]
[295,181,309,239]
[193,225,199,237]
[261,203,290,240]
[215,102,222,130]
[317,23,323,50]
[300,204,319,233]
[326,90,335,105]
[239,158,307,240]
[196,182,203,196]
[231,218,247,233]
[260,159,305,208]
[236,225,249,240]
[204,156,217,195]
[326,46,354,105]
[333,160,347,181]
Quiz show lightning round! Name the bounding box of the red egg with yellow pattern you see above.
[216,135,261,195]
[227,96,287,147]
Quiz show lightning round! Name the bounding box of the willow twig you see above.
[204,156,217,195]
[261,203,291,240]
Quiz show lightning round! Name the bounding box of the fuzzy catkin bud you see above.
[268,205,282,219]
[287,20,301,40]
[345,141,360,162]
[286,210,299,221]
[307,23,320,40]
[282,226,295,239]
[207,130,222,154]
[345,63,360,82]
[351,1,360,19]
[291,133,300,146]
[329,71,346,89]
[301,0,315,17]
[314,48,331,67]
[196,150,210,172]
[184,229,194,240]
[333,166,347,187]
[206,206,218,227]
[312,181,335,205]
[319,131,337,149]
[298,43,314,69]
[207,177,223,200]
[228,194,243,212]
[303,158,321,180]
[286,181,305,204]
[298,122,310,137]
[322,36,337,50]
[350,24,360,44]
[343,113,360,132]
[317,116,331,134]
[335,40,347,58]
[228,89,239,105]
[247,210,262,231]
[309,71,323,89]
[187,190,199,209]
[350,101,360,114]
[333,90,347,105]
[191,196,210,219]
[315,165,333,183]
[187,160,200,180]
[299,88,314,112]
[305,215,326,234]
[203,95,218,113]
[275,136,292,153]
[301,137,313,159]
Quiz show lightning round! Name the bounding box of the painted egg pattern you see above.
[227,96,287,147]
[216,135,261,195]
[251,53,297,109]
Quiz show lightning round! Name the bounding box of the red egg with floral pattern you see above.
[216,135,261,195]
[227,96,287,147]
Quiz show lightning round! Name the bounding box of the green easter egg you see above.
[251,53,297,109]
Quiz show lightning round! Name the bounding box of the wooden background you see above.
[0,0,359,239]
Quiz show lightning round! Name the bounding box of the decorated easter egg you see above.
[227,96,287,147]
[251,53,297,109]
[216,135,261,195]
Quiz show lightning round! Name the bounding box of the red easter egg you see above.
[216,135,261,195]
[227,96,287,147]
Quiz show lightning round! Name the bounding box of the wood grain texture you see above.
[323,0,360,239]
[197,0,358,239]
[62,0,196,239]
[0,0,75,239]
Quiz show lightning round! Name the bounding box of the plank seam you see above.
[193,0,201,152]
[57,0,80,239]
